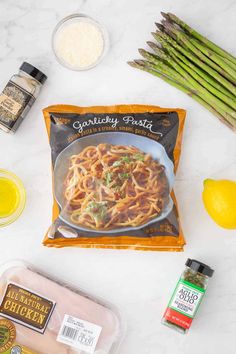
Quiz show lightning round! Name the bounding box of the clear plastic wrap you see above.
[0,261,123,354]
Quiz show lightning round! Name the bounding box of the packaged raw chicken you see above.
[0,261,123,354]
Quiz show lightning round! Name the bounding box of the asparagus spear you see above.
[152,31,236,96]
[137,51,236,122]
[159,21,236,84]
[190,37,236,72]
[161,12,236,66]
[188,37,236,82]
[223,56,236,72]
[147,41,236,100]
[174,56,236,110]
[134,57,187,85]
[139,48,236,110]
[128,60,191,90]
[128,60,235,131]
[159,20,234,83]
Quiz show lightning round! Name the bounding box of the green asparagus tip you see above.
[127,61,135,67]
[161,24,175,38]
[167,12,176,19]
[152,31,161,38]
[160,11,169,20]
[138,48,146,56]
[161,19,169,26]
[166,13,181,26]
[161,19,176,31]
[155,23,164,31]
[152,31,166,42]
[134,59,146,66]
[161,20,176,36]
[147,41,158,49]
[128,61,145,70]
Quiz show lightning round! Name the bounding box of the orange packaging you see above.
[43,104,186,251]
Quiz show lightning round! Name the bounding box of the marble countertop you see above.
[1,0,236,353]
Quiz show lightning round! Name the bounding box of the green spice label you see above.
[169,279,205,318]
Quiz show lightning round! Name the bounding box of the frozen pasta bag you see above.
[43,104,186,251]
[0,260,124,354]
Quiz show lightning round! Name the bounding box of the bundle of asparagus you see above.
[128,12,236,131]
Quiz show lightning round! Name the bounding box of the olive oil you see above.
[0,169,26,227]
[0,177,20,218]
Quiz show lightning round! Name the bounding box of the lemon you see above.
[202,179,236,229]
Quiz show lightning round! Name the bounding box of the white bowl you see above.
[52,13,109,71]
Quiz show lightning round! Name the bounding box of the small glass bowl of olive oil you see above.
[0,169,26,227]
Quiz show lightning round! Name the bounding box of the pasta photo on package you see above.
[43,104,186,251]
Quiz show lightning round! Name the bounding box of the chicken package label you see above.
[0,283,55,334]
[57,314,102,353]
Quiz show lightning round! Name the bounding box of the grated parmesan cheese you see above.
[54,20,105,70]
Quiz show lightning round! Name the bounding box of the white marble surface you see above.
[0,0,236,353]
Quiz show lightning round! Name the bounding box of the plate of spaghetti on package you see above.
[43,104,186,251]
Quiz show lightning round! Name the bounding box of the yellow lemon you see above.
[202,179,236,229]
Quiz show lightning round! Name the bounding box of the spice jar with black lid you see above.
[0,62,47,133]
[162,258,214,334]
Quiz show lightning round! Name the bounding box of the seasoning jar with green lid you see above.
[0,62,47,133]
[162,258,214,334]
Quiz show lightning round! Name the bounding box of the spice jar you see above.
[0,62,47,133]
[162,259,214,333]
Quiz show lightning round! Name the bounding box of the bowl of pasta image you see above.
[54,132,175,233]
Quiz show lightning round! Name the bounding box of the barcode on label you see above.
[62,325,78,340]
[57,314,102,354]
